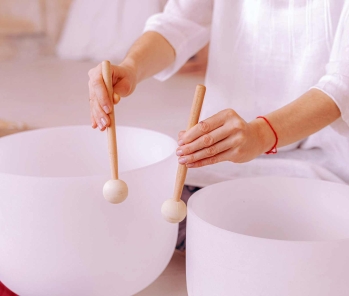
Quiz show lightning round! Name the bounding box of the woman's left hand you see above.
[176,109,275,168]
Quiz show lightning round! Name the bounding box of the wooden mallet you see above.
[161,84,206,223]
[101,60,128,204]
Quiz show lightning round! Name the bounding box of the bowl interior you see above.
[189,177,349,241]
[0,126,176,177]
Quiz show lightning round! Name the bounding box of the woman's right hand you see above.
[88,63,137,131]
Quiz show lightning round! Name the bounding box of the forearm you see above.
[252,88,341,151]
[120,31,176,83]
[175,87,342,167]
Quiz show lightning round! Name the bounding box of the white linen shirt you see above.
[144,0,349,185]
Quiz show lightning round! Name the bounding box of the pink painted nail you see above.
[103,106,110,113]
[178,140,184,146]
[176,150,183,156]
[179,157,187,164]
[101,118,107,126]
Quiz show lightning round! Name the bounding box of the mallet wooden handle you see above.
[173,84,206,202]
[101,60,119,180]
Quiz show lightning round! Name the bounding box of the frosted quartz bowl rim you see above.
[0,125,177,179]
[187,176,349,244]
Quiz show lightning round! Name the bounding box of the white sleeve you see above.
[143,0,213,81]
[311,1,349,137]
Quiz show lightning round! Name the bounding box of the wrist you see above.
[249,118,277,154]
[119,58,139,82]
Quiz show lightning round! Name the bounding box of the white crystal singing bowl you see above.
[0,126,178,296]
[187,177,349,296]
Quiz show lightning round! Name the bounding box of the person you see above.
[88,0,349,250]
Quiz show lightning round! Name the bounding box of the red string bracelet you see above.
[256,116,278,154]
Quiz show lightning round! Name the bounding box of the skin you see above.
[88,31,341,167]
[88,31,175,131]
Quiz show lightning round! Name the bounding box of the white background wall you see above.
[0,0,72,61]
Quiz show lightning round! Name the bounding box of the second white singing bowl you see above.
[0,126,178,296]
[187,177,349,296]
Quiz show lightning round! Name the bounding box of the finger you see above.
[113,77,132,97]
[176,125,229,156]
[178,130,185,140]
[89,77,110,113]
[90,68,113,115]
[88,64,101,78]
[111,66,133,97]
[88,79,97,103]
[111,65,125,85]
[185,149,232,168]
[113,93,120,105]
[91,98,110,131]
[89,87,97,129]
[91,99,104,131]
[89,81,105,129]
[90,110,97,129]
[178,137,232,164]
[179,112,225,145]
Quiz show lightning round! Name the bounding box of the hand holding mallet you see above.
[161,84,206,223]
[101,60,128,204]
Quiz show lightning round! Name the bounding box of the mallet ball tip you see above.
[103,179,128,204]
[161,198,187,223]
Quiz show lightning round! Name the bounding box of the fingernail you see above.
[98,123,103,130]
[179,157,187,164]
[103,106,110,113]
[178,140,184,146]
[176,150,183,156]
[101,118,107,126]
[186,163,194,168]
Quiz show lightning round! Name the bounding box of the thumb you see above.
[113,77,133,97]
[113,93,121,105]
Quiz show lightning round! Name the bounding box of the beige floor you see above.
[0,57,203,296]
[135,251,188,296]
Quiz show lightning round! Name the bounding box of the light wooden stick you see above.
[101,61,118,180]
[101,61,128,204]
[173,84,206,202]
